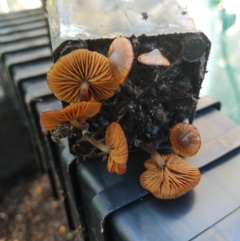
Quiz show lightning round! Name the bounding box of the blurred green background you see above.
[186,0,240,124]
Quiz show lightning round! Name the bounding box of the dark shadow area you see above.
[0,90,39,199]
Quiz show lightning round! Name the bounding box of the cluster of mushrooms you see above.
[40,37,201,200]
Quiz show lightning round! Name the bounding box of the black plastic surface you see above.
[186,125,240,168]
[0,28,48,43]
[11,58,52,84]
[68,96,240,241]
[4,47,51,67]
[192,207,240,241]
[0,7,54,188]
[29,94,62,200]
[31,95,81,229]
[19,75,52,106]
[106,108,240,241]
[3,56,52,121]
[0,13,45,28]
[0,7,47,195]
[19,77,55,158]
[0,20,47,35]
[107,147,240,241]
[0,36,50,55]
[0,8,44,21]
[194,95,221,112]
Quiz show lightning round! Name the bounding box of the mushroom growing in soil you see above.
[83,122,128,175]
[135,141,201,199]
[40,102,101,131]
[47,49,119,103]
[137,49,170,66]
[108,37,134,84]
[169,122,201,157]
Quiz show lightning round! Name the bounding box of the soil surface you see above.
[0,174,84,241]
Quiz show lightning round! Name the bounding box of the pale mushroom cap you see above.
[105,122,128,175]
[108,37,134,84]
[137,49,170,66]
[140,154,201,199]
[170,123,201,157]
[47,49,119,103]
[40,102,101,131]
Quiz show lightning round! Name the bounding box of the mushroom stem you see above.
[80,80,89,101]
[183,118,189,124]
[69,120,89,130]
[134,140,165,168]
[82,130,111,153]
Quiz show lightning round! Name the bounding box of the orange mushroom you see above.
[105,122,128,174]
[169,122,201,157]
[40,102,101,131]
[135,140,201,199]
[83,122,128,175]
[108,37,134,84]
[137,49,170,66]
[47,49,119,103]
[140,153,201,199]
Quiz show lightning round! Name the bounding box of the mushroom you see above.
[108,37,134,84]
[83,122,128,175]
[47,49,119,103]
[135,141,201,199]
[40,102,101,131]
[169,122,201,157]
[137,49,170,66]
[140,153,201,199]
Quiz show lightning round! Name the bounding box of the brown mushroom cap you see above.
[137,49,170,66]
[40,102,101,131]
[105,122,128,175]
[140,154,201,199]
[47,49,119,103]
[108,37,134,84]
[169,123,201,157]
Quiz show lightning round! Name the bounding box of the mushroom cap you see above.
[105,122,128,175]
[137,49,170,66]
[47,49,119,103]
[40,102,101,131]
[108,37,134,84]
[140,154,201,199]
[169,123,201,157]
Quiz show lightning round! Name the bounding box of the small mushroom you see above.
[105,122,128,174]
[83,122,128,175]
[47,49,119,103]
[40,102,101,131]
[135,141,201,199]
[140,153,201,199]
[137,49,170,66]
[108,37,134,84]
[169,122,201,157]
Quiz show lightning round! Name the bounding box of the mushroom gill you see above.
[140,153,201,199]
[169,122,201,157]
[108,37,134,84]
[105,122,128,175]
[83,122,128,175]
[47,49,119,103]
[40,102,101,131]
